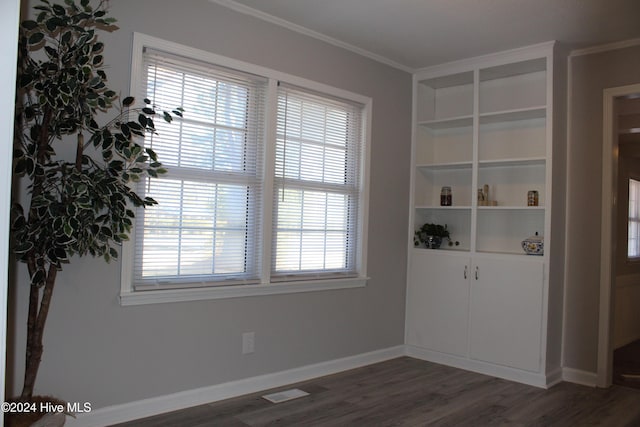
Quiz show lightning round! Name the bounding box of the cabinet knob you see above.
[475,266,479,280]
[464,265,468,279]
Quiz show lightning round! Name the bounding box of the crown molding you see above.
[209,0,414,73]
[570,38,640,58]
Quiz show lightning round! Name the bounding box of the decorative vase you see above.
[521,232,543,255]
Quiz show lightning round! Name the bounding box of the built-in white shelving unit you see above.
[406,42,566,388]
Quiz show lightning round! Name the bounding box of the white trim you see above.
[598,83,640,388]
[570,38,640,58]
[562,367,598,387]
[560,51,573,376]
[120,276,367,306]
[64,345,405,427]
[208,0,413,73]
[414,41,555,79]
[1,1,21,421]
[405,345,555,389]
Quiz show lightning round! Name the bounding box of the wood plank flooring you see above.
[614,339,640,390]
[111,357,640,426]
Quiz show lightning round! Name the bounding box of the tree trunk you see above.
[21,262,58,399]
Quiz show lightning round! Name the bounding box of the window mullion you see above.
[261,78,279,284]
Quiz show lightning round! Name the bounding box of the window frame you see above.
[628,177,640,261]
[120,33,371,305]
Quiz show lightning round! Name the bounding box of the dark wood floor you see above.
[112,357,640,427]
[614,339,640,390]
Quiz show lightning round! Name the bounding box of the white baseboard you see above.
[65,345,405,427]
[405,345,553,389]
[562,367,597,387]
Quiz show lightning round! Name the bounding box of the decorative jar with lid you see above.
[521,232,543,255]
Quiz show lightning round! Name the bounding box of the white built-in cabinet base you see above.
[406,249,551,387]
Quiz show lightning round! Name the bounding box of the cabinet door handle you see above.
[464,265,468,279]
[475,266,479,280]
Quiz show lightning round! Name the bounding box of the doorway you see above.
[598,83,640,388]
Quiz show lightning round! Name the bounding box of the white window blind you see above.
[272,83,363,280]
[629,178,640,258]
[133,49,266,288]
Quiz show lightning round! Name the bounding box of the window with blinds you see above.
[123,34,369,301]
[133,49,266,288]
[272,84,363,280]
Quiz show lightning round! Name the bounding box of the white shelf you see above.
[478,157,546,168]
[477,205,544,210]
[415,205,472,210]
[419,71,474,89]
[476,249,541,258]
[417,161,473,171]
[480,106,546,124]
[479,58,547,82]
[418,115,473,130]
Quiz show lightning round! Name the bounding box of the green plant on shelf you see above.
[414,223,460,249]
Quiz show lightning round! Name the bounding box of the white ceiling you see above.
[213,0,640,72]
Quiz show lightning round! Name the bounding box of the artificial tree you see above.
[12,0,180,399]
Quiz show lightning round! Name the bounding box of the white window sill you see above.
[120,276,368,306]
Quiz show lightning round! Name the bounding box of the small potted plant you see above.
[414,223,457,249]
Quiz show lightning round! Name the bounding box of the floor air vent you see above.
[262,388,309,403]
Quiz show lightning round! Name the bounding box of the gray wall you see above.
[564,44,640,372]
[8,0,412,408]
[1,0,21,409]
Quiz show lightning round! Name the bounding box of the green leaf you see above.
[14,159,26,175]
[61,31,71,44]
[19,74,33,88]
[122,96,135,107]
[142,107,155,115]
[163,111,172,123]
[45,17,61,32]
[52,4,66,15]
[14,241,34,255]
[146,148,158,161]
[26,159,35,176]
[64,222,73,237]
[28,32,45,45]
[120,123,130,138]
[21,20,39,30]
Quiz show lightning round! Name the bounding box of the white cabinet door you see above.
[468,256,544,372]
[406,250,470,357]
